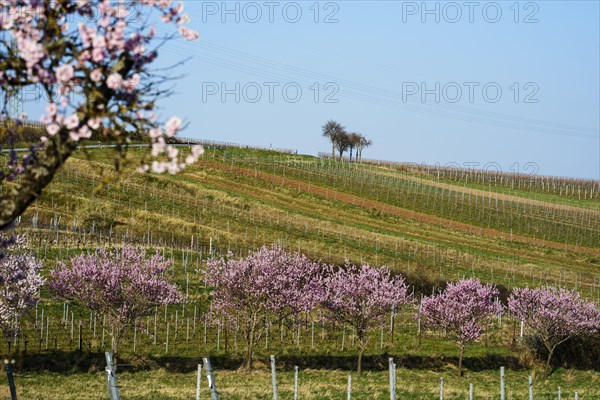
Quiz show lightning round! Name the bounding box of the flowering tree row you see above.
[2,240,599,379]
[206,245,600,376]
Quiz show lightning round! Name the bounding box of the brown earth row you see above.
[203,161,600,257]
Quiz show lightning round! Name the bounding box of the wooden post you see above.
[5,360,17,400]
[270,355,278,400]
[196,364,202,400]
[293,366,299,400]
[105,352,120,400]
[202,357,218,400]
[500,367,505,400]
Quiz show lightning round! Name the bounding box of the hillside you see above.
[2,146,600,398]
[15,146,599,295]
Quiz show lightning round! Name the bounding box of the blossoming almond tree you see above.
[508,286,600,379]
[205,245,324,371]
[0,236,44,345]
[321,263,411,374]
[0,0,203,233]
[419,278,503,377]
[49,246,182,366]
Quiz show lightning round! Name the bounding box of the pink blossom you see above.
[90,68,103,82]
[46,123,60,136]
[419,278,502,376]
[179,25,199,41]
[206,245,324,370]
[65,114,80,129]
[0,239,44,337]
[50,246,182,359]
[46,103,58,116]
[509,286,600,378]
[107,73,123,89]
[87,117,101,130]
[55,64,75,83]
[322,262,412,373]
[165,116,182,136]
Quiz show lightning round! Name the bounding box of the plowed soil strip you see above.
[204,162,600,257]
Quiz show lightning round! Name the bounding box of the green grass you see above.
[3,363,599,399]
[1,147,599,398]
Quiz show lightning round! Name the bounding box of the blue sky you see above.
[20,1,600,179]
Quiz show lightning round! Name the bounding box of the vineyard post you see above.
[558,386,561,400]
[45,317,49,350]
[154,312,157,346]
[78,321,82,352]
[469,383,473,400]
[105,352,120,400]
[347,374,352,400]
[293,366,299,400]
[202,357,218,400]
[5,360,17,400]
[575,392,578,400]
[439,377,444,400]
[270,355,279,400]
[196,364,202,400]
[500,367,505,400]
[388,357,395,400]
[166,322,169,354]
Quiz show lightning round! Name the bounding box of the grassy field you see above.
[4,365,599,399]
[1,146,599,398]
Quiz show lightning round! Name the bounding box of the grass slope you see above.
[1,147,599,398]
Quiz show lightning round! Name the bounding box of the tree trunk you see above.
[243,323,256,371]
[357,345,365,374]
[458,345,465,377]
[331,142,335,159]
[544,348,554,379]
[0,137,77,229]
[349,147,353,161]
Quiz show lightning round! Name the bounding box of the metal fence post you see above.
[439,377,444,400]
[271,355,279,400]
[389,357,395,400]
[196,364,202,400]
[528,375,533,400]
[500,366,505,400]
[347,374,352,400]
[203,357,218,400]
[293,366,299,400]
[105,352,120,400]
[5,360,17,400]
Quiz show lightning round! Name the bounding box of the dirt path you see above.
[204,162,600,257]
